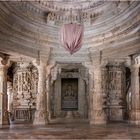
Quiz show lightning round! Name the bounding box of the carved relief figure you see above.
[61,78,78,110]
[64,84,76,100]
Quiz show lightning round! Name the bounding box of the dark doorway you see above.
[61,78,78,111]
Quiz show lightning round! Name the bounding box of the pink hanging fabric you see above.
[60,23,84,55]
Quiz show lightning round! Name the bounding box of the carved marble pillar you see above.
[88,72,94,122]
[7,82,13,112]
[89,52,107,124]
[130,56,140,124]
[33,61,48,125]
[46,62,56,120]
[101,65,109,121]
[91,65,107,124]
[107,62,126,121]
[0,58,9,125]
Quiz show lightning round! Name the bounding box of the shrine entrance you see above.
[61,78,78,111]
[49,63,89,121]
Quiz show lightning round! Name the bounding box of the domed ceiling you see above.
[0,1,139,62]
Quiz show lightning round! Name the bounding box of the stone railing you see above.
[13,108,35,122]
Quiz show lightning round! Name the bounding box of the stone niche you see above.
[50,63,89,120]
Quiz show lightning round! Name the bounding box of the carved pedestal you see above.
[130,110,140,125]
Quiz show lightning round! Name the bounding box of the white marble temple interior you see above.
[0,1,140,139]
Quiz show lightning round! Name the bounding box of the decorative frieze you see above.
[47,11,102,25]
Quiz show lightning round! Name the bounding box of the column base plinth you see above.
[33,110,48,125]
[90,120,106,125]
[90,110,107,125]
[129,110,140,125]
[33,120,48,125]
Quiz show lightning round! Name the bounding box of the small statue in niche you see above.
[64,84,76,100]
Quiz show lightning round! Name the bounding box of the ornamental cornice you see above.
[131,54,140,67]
[34,1,105,11]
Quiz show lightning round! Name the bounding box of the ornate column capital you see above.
[130,55,140,77]
[32,46,51,68]
[101,59,108,67]
[32,59,46,68]
[131,54,140,67]
[0,57,11,70]
[0,55,9,65]
[82,62,94,75]
[46,60,56,79]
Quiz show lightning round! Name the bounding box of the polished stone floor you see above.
[0,122,140,139]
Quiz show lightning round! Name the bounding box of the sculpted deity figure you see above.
[64,84,75,99]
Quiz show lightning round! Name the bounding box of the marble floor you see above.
[0,122,140,139]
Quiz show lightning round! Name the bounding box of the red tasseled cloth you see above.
[60,23,84,55]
